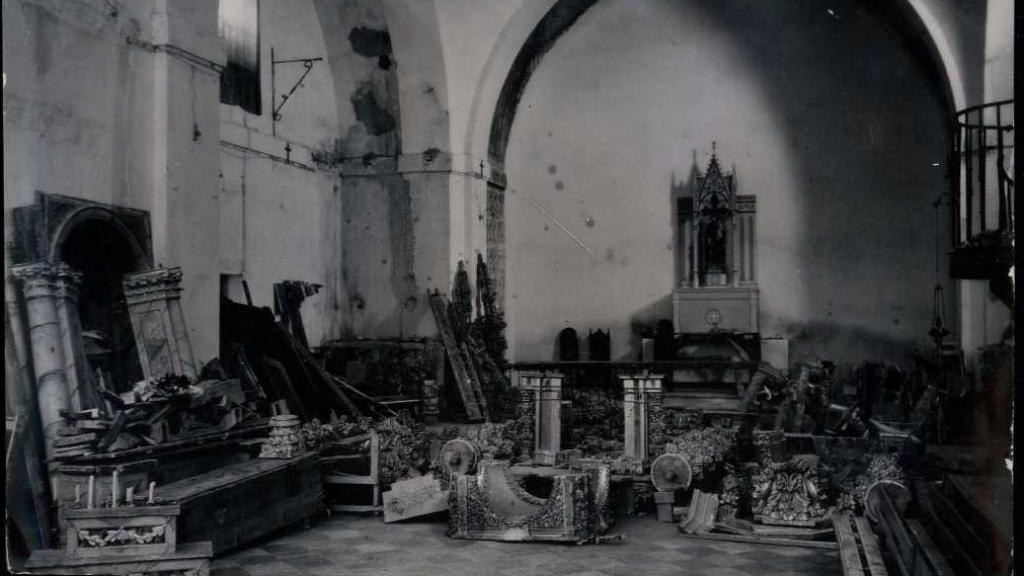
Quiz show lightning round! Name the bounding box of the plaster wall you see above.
[217,0,340,344]
[3,0,225,362]
[503,0,954,365]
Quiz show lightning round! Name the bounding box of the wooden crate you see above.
[154,452,323,555]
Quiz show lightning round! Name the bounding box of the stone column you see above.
[522,372,562,466]
[731,217,740,287]
[11,262,74,468]
[53,266,96,412]
[622,374,663,462]
[122,267,198,381]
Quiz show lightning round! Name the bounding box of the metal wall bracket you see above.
[270,47,323,135]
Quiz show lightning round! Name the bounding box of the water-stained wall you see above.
[504,0,954,365]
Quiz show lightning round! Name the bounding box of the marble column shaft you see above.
[11,262,77,467]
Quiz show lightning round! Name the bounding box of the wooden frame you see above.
[323,430,382,513]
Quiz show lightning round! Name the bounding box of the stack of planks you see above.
[833,512,888,576]
[220,296,366,421]
[913,478,1010,576]
[869,482,955,576]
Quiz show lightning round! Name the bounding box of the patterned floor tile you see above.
[218,515,843,575]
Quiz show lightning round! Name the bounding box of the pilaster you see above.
[122,267,198,380]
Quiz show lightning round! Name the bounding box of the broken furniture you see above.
[833,511,889,576]
[26,500,212,575]
[320,430,383,514]
[620,373,664,463]
[153,451,323,555]
[518,372,563,465]
[448,460,611,543]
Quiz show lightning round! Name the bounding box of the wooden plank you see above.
[281,329,363,420]
[329,504,382,513]
[877,488,915,576]
[324,474,377,485]
[155,456,307,501]
[834,513,866,576]
[679,530,839,550]
[854,516,889,576]
[428,291,484,421]
[95,411,128,452]
[907,520,956,576]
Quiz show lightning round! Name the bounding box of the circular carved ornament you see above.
[705,308,723,326]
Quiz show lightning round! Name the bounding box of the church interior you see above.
[3,1,1015,575]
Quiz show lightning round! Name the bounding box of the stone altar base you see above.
[448,460,611,543]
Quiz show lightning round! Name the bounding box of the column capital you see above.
[11,261,82,298]
[122,267,183,304]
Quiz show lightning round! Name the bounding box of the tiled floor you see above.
[210,515,841,576]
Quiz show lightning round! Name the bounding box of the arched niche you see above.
[11,193,153,391]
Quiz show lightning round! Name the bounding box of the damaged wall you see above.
[3,0,224,362]
[218,0,340,344]
[312,0,453,339]
[503,0,954,364]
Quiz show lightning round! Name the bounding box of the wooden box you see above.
[155,452,323,555]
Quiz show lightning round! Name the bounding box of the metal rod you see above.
[515,189,594,256]
[997,106,1007,231]
[272,57,323,64]
[978,110,986,233]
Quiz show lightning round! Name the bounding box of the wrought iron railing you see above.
[952,99,1014,245]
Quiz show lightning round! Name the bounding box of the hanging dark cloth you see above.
[219,0,261,115]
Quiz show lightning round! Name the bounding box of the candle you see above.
[51,477,58,503]
[111,470,119,508]
[126,486,134,506]
[148,481,155,505]
[87,475,95,509]
[74,484,81,507]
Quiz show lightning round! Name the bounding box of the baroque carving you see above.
[448,460,611,542]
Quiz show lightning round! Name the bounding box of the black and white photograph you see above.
[2,0,1015,575]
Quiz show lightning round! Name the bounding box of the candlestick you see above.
[74,484,81,507]
[111,470,119,508]
[126,486,134,506]
[148,481,155,504]
[87,475,95,509]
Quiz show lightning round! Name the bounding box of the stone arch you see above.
[49,206,151,271]
[482,0,962,183]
